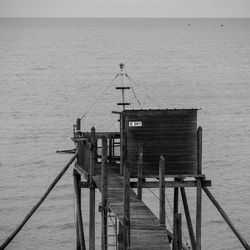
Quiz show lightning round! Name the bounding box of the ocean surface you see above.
[0,18,250,250]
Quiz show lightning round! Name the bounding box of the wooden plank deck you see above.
[93,173,171,250]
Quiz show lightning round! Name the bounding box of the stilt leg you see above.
[73,169,86,250]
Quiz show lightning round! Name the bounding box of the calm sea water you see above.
[0,18,250,250]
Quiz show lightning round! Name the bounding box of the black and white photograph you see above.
[0,1,250,249]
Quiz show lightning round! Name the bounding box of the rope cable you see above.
[79,70,147,121]
[79,67,162,121]
[126,74,161,108]
[80,75,118,120]
[147,187,189,245]
[147,187,173,231]
[131,86,142,107]
[165,192,173,212]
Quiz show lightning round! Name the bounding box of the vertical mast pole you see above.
[120,63,125,111]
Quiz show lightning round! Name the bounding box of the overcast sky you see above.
[0,0,249,17]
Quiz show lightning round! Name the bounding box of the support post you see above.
[101,136,108,250]
[159,156,166,226]
[203,186,250,250]
[180,187,196,250]
[90,127,97,177]
[118,222,124,250]
[123,129,130,250]
[0,152,78,250]
[73,169,86,250]
[120,114,125,175]
[112,137,115,159]
[137,142,143,200]
[76,221,80,250]
[197,127,202,174]
[174,213,182,250]
[173,184,179,250]
[196,127,202,250]
[89,127,96,250]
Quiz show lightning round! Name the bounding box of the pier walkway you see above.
[93,171,171,250]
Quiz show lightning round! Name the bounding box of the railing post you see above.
[90,127,97,177]
[159,156,166,226]
[76,118,81,133]
[108,136,113,163]
[89,127,96,250]
[196,127,202,250]
[137,142,143,200]
[101,136,108,250]
[75,118,81,165]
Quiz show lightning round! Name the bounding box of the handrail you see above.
[0,152,78,250]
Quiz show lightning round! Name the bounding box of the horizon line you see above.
[0,16,249,19]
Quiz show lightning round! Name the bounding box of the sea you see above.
[0,18,250,250]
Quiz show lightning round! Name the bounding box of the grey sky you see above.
[0,0,249,17]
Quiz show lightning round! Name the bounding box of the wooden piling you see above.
[196,127,202,250]
[0,152,78,250]
[101,136,108,250]
[89,127,96,250]
[172,180,179,250]
[173,182,179,214]
[137,142,143,200]
[90,127,97,177]
[197,127,202,174]
[203,186,250,250]
[174,213,182,250]
[159,156,166,226]
[180,187,196,250]
[120,115,127,175]
[76,220,80,250]
[118,221,124,250]
[73,169,86,250]
[123,164,130,249]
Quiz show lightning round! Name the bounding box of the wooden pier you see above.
[1,107,250,249]
[1,65,250,250]
[73,132,172,250]
[72,113,210,250]
[70,108,250,250]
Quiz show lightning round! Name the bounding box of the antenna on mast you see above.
[119,63,125,71]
